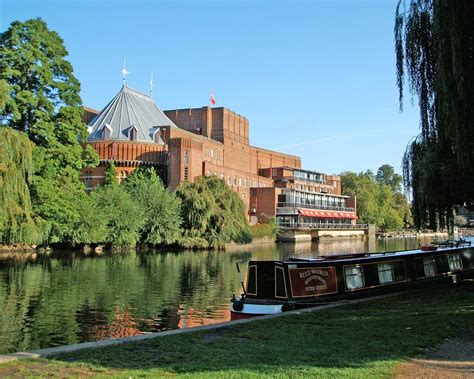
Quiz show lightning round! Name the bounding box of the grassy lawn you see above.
[0,281,473,378]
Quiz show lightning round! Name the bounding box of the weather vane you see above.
[121,57,130,84]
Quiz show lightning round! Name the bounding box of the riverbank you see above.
[1,281,472,377]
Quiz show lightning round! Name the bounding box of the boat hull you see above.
[230,302,283,320]
[230,243,474,319]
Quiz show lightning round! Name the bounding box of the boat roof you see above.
[262,244,472,265]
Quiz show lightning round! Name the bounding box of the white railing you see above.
[277,203,355,212]
[277,221,368,229]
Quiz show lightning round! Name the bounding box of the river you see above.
[0,237,423,354]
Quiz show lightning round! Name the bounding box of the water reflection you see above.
[0,237,422,353]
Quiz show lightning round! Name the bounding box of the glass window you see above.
[448,254,463,271]
[344,266,365,290]
[84,170,92,189]
[378,263,394,284]
[119,170,128,183]
[423,257,437,277]
[183,150,189,181]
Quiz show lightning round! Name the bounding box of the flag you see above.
[210,93,216,106]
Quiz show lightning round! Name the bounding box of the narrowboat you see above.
[230,241,474,320]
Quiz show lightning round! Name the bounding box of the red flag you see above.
[210,93,216,106]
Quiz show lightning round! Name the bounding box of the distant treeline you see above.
[341,165,412,231]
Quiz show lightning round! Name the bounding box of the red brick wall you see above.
[88,141,166,164]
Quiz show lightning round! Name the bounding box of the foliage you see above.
[0,79,9,111]
[375,164,402,192]
[176,176,251,248]
[395,1,474,230]
[123,167,182,245]
[0,18,99,245]
[341,165,412,230]
[250,218,279,240]
[0,128,49,244]
[104,161,118,187]
[91,185,144,246]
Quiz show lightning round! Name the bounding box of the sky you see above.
[1,0,420,175]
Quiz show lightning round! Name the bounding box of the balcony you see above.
[276,221,367,229]
[278,176,328,185]
[276,202,355,213]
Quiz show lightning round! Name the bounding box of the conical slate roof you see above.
[88,85,178,143]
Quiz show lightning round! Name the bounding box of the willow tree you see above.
[395,0,474,230]
[0,18,98,243]
[0,128,49,244]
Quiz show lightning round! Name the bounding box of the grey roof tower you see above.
[88,85,179,143]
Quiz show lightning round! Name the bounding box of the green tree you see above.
[395,1,474,230]
[104,161,118,187]
[0,18,99,244]
[375,164,402,193]
[123,167,182,246]
[0,80,9,111]
[91,185,144,246]
[176,176,251,249]
[341,166,411,230]
[0,128,49,244]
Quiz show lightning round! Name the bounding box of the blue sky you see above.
[1,0,420,175]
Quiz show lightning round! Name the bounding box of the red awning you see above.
[299,209,358,219]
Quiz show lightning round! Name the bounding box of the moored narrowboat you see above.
[230,242,474,320]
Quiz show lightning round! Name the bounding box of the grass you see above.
[0,281,473,378]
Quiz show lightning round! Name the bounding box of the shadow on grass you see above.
[48,282,474,376]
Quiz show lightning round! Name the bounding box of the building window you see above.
[378,263,394,284]
[448,254,463,272]
[233,176,237,185]
[183,150,189,181]
[84,170,92,189]
[227,176,231,185]
[119,170,128,183]
[344,266,364,290]
[153,128,161,143]
[129,126,137,141]
[423,257,437,277]
[102,124,111,139]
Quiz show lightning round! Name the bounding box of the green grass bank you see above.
[1,281,473,378]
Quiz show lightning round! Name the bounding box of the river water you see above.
[0,237,422,354]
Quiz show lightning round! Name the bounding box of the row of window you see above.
[205,171,270,188]
[345,254,463,290]
[204,147,222,161]
[294,170,325,183]
[295,184,332,194]
[279,192,348,208]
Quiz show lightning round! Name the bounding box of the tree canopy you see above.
[395,1,474,230]
[0,18,99,243]
[176,176,251,249]
[341,165,411,231]
[0,128,49,244]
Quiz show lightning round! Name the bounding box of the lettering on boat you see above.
[289,266,338,297]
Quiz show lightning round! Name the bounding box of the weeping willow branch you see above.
[395,0,474,230]
[0,128,49,244]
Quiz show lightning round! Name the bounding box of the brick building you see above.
[82,84,357,226]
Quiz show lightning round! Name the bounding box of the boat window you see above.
[378,263,394,284]
[275,267,287,298]
[448,254,463,272]
[344,266,365,290]
[246,265,257,295]
[423,257,437,277]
